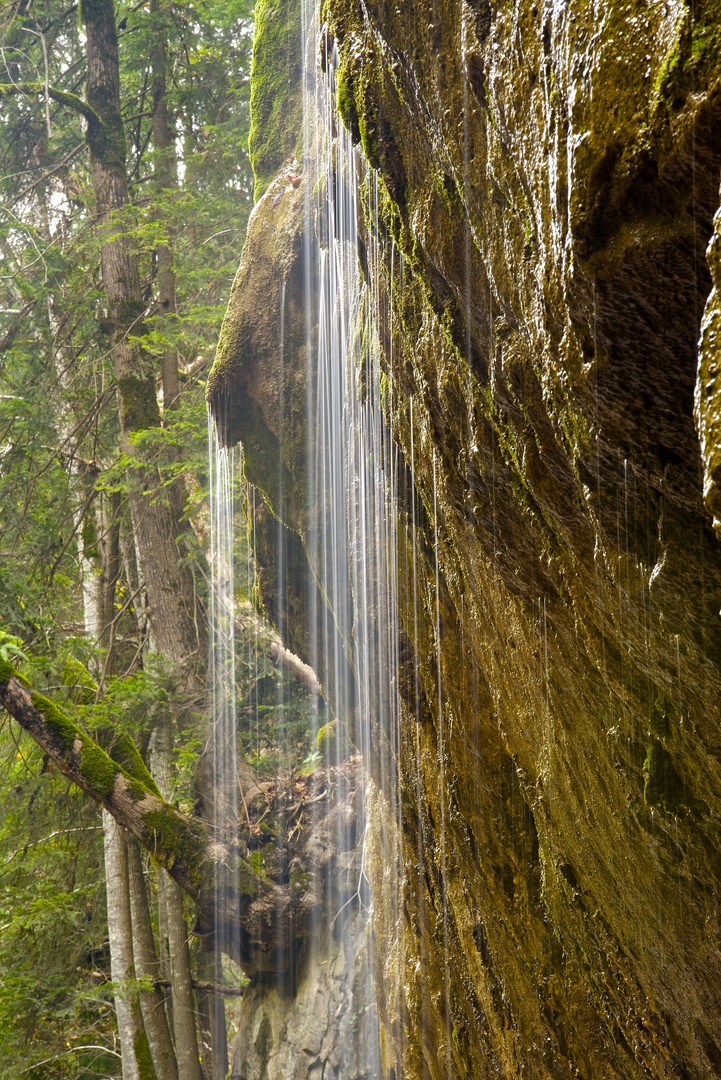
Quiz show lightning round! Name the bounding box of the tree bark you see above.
[103,810,141,1080]
[83,0,203,677]
[197,944,229,1080]
[149,0,180,414]
[0,669,210,900]
[149,718,203,1080]
[98,489,122,673]
[127,837,180,1080]
[0,665,333,980]
[164,878,203,1080]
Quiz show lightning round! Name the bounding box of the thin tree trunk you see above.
[127,837,180,1080]
[103,810,141,1080]
[149,0,180,415]
[156,869,174,1035]
[197,943,229,1080]
[149,718,204,1080]
[165,880,203,1080]
[119,507,151,663]
[98,489,122,672]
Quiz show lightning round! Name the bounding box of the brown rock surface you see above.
[210,2,721,1077]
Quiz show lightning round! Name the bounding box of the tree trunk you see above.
[164,879,203,1080]
[149,0,181,415]
[197,944,229,1080]
[83,0,203,678]
[127,837,180,1080]
[149,718,204,1080]
[98,489,122,675]
[103,810,141,1080]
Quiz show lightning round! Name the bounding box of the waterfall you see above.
[206,7,413,1075]
[306,20,405,1077]
[208,421,239,938]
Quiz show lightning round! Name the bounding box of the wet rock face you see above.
[231,907,381,1080]
[211,1,721,1077]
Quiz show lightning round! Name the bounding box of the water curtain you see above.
[208,428,239,925]
[207,7,413,1073]
[306,17,407,1071]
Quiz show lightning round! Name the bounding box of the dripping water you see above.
[208,418,239,960]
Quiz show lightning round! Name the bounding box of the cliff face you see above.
[210,2,721,1078]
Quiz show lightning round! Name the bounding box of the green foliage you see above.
[0,726,114,1079]
[0,632,27,665]
[0,0,323,1066]
[0,0,255,1067]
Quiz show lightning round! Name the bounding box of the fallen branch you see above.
[0,662,209,901]
[155,979,247,998]
[235,602,321,695]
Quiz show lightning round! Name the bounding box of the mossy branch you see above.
[0,81,101,138]
[0,661,346,975]
[0,661,208,900]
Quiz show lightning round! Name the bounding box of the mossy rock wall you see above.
[211,1,721,1077]
[249,0,304,201]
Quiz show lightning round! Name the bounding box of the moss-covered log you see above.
[0,661,362,980]
[0,661,209,900]
[248,0,303,201]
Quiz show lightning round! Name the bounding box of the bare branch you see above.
[4,141,85,210]
[0,81,101,134]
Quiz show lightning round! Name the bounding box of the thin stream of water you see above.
[208,423,239,964]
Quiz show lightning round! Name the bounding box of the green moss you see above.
[108,733,162,799]
[61,656,98,704]
[86,110,127,171]
[337,62,361,144]
[643,740,685,813]
[648,692,673,740]
[248,850,265,875]
[654,2,721,113]
[31,691,79,747]
[28,692,161,802]
[357,99,381,172]
[81,515,99,560]
[80,740,118,796]
[0,658,14,686]
[133,1027,157,1080]
[79,0,114,27]
[234,397,296,521]
[248,0,303,201]
[290,865,311,888]
[144,806,208,889]
[30,691,120,796]
[117,375,161,434]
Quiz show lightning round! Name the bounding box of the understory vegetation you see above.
[0,0,318,1074]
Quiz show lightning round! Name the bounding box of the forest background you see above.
[0,0,317,1076]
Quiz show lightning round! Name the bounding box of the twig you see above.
[27,23,52,138]
[153,978,247,997]
[7,825,102,862]
[96,582,144,696]
[18,1047,122,1073]
[4,141,85,209]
